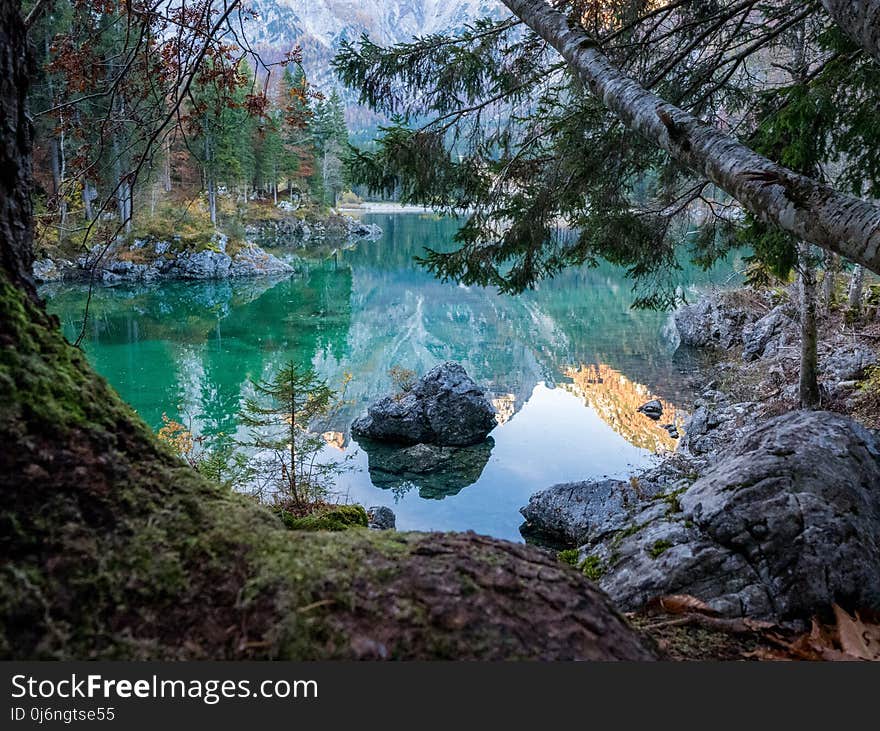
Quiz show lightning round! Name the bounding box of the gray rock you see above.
[574,411,880,620]
[38,239,292,285]
[172,249,232,279]
[367,506,396,531]
[678,394,760,463]
[347,220,382,239]
[741,305,798,361]
[33,258,61,283]
[638,399,663,420]
[351,362,496,447]
[520,477,669,547]
[229,244,292,277]
[674,293,757,349]
[521,479,632,547]
[822,344,877,382]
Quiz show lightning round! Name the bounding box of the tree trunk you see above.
[798,244,821,409]
[848,264,865,321]
[818,0,880,64]
[500,0,880,276]
[0,2,650,662]
[82,181,95,221]
[822,252,838,312]
[162,136,172,193]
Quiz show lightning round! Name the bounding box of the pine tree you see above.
[239,362,340,510]
[308,89,350,205]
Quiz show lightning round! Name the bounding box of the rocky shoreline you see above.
[34,234,293,285]
[33,212,383,286]
[520,288,880,624]
[246,209,382,246]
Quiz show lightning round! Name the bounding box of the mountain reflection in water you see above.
[44,213,740,541]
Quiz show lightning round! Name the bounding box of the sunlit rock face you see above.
[491,393,516,426]
[563,364,686,453]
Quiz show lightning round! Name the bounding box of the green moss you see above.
[578,554,605,581]
[610,521,649,550]
[647,539,673,559]
[657,486,687,517]
[557,548,579,566]
[276,505,368,532]
[558,550,606,580]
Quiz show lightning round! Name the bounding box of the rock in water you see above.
[638,399,663,420]
[548,411,880,620]
[521,478,663,547]
[351,362,496,446]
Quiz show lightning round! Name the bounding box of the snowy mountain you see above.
[243,1,506,79]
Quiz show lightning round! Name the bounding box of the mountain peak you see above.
[246,0,506,54]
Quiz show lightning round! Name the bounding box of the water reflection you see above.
[563,363,686,453]
[358,437,495,500]
[43,213,740,540]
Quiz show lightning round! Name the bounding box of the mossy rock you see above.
[648,539,674,559]
[277,505,368,532]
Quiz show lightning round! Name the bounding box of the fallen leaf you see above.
[833,604,880,661]
[648,594,720,617]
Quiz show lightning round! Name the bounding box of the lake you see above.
[44,213,740,541]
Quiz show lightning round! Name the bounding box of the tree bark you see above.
[500,0,880,276]
[162,136,172,193]
[822,252,838,312]
[798,244,821,409]
[847,264,865,320]
[819,0,880,64]
[0,3,651,660]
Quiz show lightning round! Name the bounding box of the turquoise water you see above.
[44,213,740,541]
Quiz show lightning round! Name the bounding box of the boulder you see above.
[520,458,693,547]
[674,293,757,349]
[351,362,496,447]
[39,239,293,285]
[638,399,663,420]
[170,249,232,279]
[229,243,292,277]
[562,411,880,620]
[741,304,798,361]
[367,506,396,531]
[32,258,61,283]
[678,392,760,463]
[822,344,877,382]
[347,220,383,239]
[521,479,646,547]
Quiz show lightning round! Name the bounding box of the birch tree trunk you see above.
[819,0,880,64]
[847,264,865,320]
[500,0,880,275]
